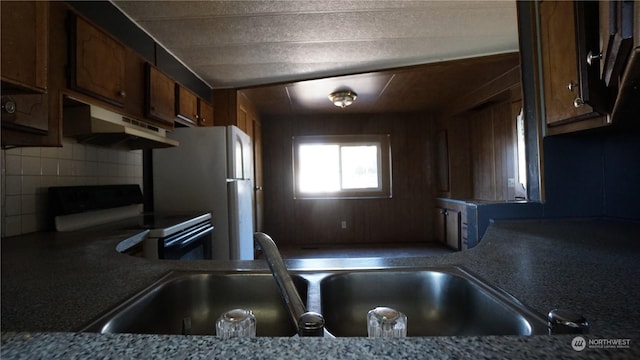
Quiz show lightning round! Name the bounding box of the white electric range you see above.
[49,185,213,260]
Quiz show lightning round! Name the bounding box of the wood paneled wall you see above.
[440,94,522,201]
[262,112,436,246]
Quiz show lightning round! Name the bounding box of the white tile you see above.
[128,178,144,189]
[117,151,129,165]
[97,148,109,162]
[21,156,41,176]
[117,164,128,177]
[72,143,86,160]
[41,157,58,176]
[58,159,74,176]
[5,155,21,175]
[22,176,42,195]
[88,161,99,177]
[5,176,21,195]
[108,148,120,163]
[21,147,41,157]
[40,146,60,159]
[58,176,80,186]
[5,195,21,216]
[58,141,74,159]
[107,163,119,177]
[75,177,87,186]
[42,175,59,188]
[127,164,142,178]
[83,177,98,185]
[74,160,87,176]
[128,150,143,165]
[5,147,21,156]
[21,194,37,214]
[85,145,98,161]
[3,216,22,237]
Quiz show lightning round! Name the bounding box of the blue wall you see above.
[542,129,640,220]
[602,132,640,219]
[473,128,640,244]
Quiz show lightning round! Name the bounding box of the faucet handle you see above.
[547,309,589,334]
[298,312,325,337]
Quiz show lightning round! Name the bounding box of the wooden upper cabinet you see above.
[1,1,48,93]
[198,100,214,127]
[539,1,597,125]
[598,1,635,88]
[1,1,50,138]
[68,14,127,107]
[145,64,175,128]
[538,1,614,135]
[1,94,49,135]
[175,84,199,126]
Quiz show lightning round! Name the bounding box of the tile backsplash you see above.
[1,138,143,237]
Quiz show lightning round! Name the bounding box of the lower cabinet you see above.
[445,208,461,250]
[434,199,466,251]
[434,208,447,246]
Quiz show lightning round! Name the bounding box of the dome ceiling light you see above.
[328,90,357,108]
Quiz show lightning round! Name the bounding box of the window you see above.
[293,134,392,199]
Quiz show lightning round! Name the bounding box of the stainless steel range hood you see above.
[63,98,179,149]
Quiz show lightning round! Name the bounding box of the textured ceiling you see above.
[111,1,519,89]
[242,52,521,116]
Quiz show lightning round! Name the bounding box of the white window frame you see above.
[292,134,392,199]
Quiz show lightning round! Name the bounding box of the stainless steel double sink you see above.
[81,267,549,337]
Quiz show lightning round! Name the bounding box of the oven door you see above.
[157,222,213,260]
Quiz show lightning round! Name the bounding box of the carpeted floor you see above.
[274,242,453,259]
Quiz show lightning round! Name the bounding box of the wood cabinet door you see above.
[69,14,127,107]
[175,85,199,126]
[445,209,461,250]
[598,0,635,88]
[1,94,48,134]
[145,64,175,128]
[198,100,214,127]
[539,1,595,125]
[1,1,48,93]
[434,208,447,244]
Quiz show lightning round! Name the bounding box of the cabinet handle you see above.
[586,51,602,66]
[1,96,16,114]
[567,81,578,91]
[118,90,127,98]
[573,97,585,108]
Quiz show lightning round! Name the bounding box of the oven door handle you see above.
[164,223,213,248]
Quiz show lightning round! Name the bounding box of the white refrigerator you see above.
[152,125,255,260]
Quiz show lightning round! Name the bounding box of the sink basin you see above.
[319,268,548,337]
[82,267,547,338]
[82,271,308,337]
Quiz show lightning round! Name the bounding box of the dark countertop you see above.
[2,218,640,358]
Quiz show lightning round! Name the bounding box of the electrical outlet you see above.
[341,220,347,229]
[507,178,515,187]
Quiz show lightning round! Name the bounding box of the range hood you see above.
[63,98,179,149]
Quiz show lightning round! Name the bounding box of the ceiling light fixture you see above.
[328,90,357,108]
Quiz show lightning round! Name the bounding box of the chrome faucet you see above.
[254,232,325,337]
